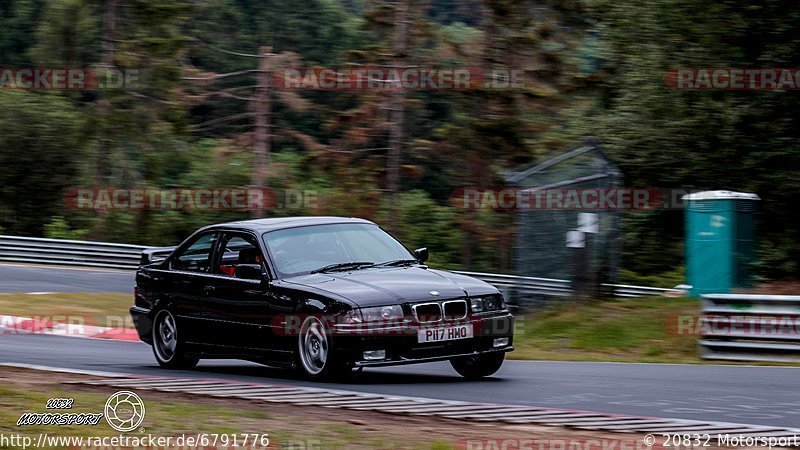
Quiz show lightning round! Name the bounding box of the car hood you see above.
[284,266,498,307]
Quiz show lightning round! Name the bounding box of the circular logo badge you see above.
[104,391,145,432]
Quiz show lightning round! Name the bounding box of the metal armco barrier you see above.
[0,235,670,300]
[452,271,572,298]
[452,271,672,301]
[700,294,800,363]
[0,235,146,270]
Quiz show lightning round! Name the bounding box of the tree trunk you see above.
[96,0,117,188]
[252,46,273,219]
[386,0,409,231]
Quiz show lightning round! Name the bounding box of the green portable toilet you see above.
[683,191,760,297]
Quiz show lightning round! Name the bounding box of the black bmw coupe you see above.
[131,217,514,379]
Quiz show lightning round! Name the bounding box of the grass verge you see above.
[0,292,132,327]
[509,296,702,363]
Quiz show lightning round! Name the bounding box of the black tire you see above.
[294,315,353,380]
[152,309,198,370]
[450,352,505,379]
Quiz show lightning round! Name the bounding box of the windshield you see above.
[262,223,415,278]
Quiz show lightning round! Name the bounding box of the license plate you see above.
[418,324,473,343]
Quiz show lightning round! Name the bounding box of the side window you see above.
[218,234,265,277]
[171,232,217,273]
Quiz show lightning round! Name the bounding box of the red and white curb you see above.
[67,374,800,438]
[0,314,139,341]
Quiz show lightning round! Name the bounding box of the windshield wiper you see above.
[310,261,374,274]
[372,259,419,267]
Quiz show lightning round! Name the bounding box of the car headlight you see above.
[470,297,485,312]
[343,309,362,324]
[358,305,404,322]
[470,294,505,312]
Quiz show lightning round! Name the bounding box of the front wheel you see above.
[152,309,198,370]
[295,316,352,380]
[450,352,505,379]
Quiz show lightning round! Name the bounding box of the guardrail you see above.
[0,235,671,300]
[699,294,800,363]
[452,271,672,301]
[452,271,572,299]
[0,235,146,270]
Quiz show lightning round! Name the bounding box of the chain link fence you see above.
[504,140,623,306]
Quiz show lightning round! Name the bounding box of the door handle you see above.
[203,285,215,295]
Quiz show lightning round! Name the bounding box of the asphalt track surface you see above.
[0,264,133,293]
[1,263,798,428]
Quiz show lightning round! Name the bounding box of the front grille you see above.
[412,302,442,322]
[443,300,467,320]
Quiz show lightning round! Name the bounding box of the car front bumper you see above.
[332,312,515,367]
[353,347,513,368]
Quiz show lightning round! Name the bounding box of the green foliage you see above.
[0,91,82,236]
[30,0,100,66]
[190,0,362,66]
[0,0,45,66]
[618,267,684,289]
[391,190,464,269]
[440,22,482,45]
[2,0,800,282]
[552,0,800,280]
[42,216,89,240]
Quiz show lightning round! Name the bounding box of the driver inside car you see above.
[220,246,264,276]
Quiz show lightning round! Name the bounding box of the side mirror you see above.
[413,247,429,263]
[235,264,264,280]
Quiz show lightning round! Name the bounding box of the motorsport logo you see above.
[16,391,145,432]
[104,391,146,432]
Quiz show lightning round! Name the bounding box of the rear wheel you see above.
[295,316,352,380]
[450,352,505,379]
[152,309,198,370]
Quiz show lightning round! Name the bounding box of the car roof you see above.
[202,216,377,234]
